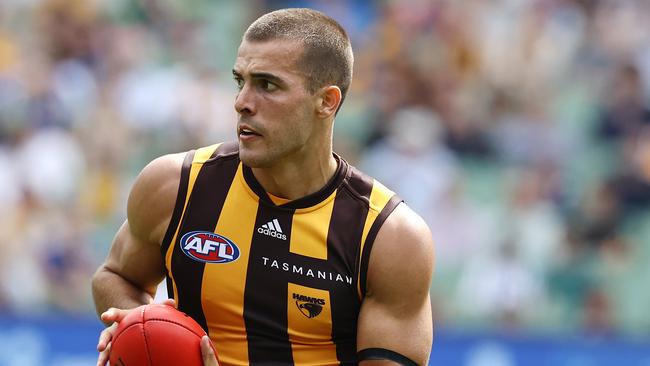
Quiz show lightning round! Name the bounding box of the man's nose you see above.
[234,84,255,116]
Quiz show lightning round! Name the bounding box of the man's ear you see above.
[316,85,342,118]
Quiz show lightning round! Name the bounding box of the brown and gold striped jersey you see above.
[161,142,401,366]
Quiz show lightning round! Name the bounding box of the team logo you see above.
[293,293,325,318]
[180,231,240,264]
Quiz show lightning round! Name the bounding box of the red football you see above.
[109,304,212,366]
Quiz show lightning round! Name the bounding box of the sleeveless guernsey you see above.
[161,142,401,365]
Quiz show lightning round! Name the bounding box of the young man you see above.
[93,8,434,366]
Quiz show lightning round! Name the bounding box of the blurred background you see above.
[0,0,649,365]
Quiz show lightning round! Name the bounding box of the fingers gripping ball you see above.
[109,304,216,366]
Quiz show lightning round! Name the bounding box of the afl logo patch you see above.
[180,231,240,264]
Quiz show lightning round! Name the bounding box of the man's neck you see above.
[251,148,338,201]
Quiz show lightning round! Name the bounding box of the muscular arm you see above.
[357,203,435,365]
[91,153,185,322]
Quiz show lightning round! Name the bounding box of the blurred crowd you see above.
[0,0,649,338]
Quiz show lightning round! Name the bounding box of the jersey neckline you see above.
[241,153,348,210]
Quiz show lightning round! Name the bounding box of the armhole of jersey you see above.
[160,150,195,258]
[358,194,403,298]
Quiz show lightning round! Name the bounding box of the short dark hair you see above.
[244,8,354,111]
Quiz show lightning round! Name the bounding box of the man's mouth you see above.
[239,128,259,136]
[238,124,262,138]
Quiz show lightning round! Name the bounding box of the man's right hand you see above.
[96,307,132,366]
[96,300,218,366]
[96,300,176,366]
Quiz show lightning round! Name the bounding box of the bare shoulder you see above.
[366,202,434,300]
[127,152,187,245]
[358,203,434,363]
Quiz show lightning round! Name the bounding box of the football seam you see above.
[111,314,206,363]
[111,322,153,365]
[142,320,153,366]
[144,318,206,338]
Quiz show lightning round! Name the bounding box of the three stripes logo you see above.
[257,218,287,240]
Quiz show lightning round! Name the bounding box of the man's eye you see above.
[260,80,278,91]
[234,77,244,89]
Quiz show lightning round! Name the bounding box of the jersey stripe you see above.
[327,184,372,363]
[244,204,296,364]
[289,191,336,260]
[357,180,399,298]
[164,145,219,301]
[202,164,258,365]
[287,282,336,365]
[165,144,221,304]
[287,192,339,364]
[162,150,195,298]
[170,144,238,333]
[359,193,402,297]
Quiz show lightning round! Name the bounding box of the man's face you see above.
[232,39,318,168]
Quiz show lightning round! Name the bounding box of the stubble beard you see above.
[239,108,313,168]
[239,134,306,169]
[239,139,287,168]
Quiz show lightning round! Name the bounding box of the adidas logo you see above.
[257,219,287,240]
